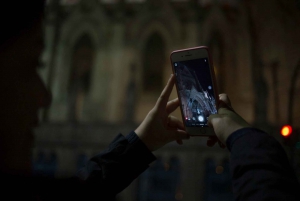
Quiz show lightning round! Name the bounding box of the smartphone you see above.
[170,46,218,136]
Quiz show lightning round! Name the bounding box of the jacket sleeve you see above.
[76,131,156,200]
[226,128,300,201]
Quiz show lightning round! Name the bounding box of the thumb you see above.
[218,94,234,111]
[208,113,222,128]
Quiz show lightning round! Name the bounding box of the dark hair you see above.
[0,0,45,48]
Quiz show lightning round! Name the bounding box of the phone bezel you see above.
[170,46,218,136]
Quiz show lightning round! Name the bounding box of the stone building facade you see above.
[34,0,300,200]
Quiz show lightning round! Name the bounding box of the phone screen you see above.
[173,58,217,127]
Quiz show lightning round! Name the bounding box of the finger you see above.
[176,139,183,145]
[208,114,221,128]
[207,139,217,147]
[219,94,234,111]
[218,141,226,149]
[169,130,190,141]
[156,74,175,110]
[166,98,179,114]
[219,94,231,106]
[207,136,218,147]
[218,107,233,115]
[167,115,185,130]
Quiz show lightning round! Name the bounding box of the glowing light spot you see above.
[164,163,170,171]
[198,115,204,122]
[216,166,224,174]
[175,192,183,200]
[281,125,292,137]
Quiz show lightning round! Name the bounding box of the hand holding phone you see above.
[170,46,218,136]
[208,94,251,144]
[135,75,189,151]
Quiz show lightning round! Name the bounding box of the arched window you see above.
[209,32,224,93]
[291,60,300,125]
[142,33,165,95]
[125,64,137,122]
[294,72,300,124]
[203,158,233,201]
[32,151,46,177]
[77,153,88,170]
[137,156,181,201]
[32,152,57,178]
[68,34,95,122]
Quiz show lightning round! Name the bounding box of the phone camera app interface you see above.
[174,58,217,127]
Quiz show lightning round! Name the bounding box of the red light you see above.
[281,125,292,137]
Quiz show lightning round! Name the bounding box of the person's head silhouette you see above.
[0,0,51,175]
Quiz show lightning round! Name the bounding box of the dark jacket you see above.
[227,128,300,200]
[76,131,156,200]
[1,132,155,201]
[3,128,299,200]
[78,128,300,200]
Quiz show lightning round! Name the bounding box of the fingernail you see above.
[170,74,173,78]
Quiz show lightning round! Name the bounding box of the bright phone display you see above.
[173,58,217,127]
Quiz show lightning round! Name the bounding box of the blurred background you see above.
[33,0,300,200]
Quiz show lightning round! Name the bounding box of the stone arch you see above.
[201,8,234,50]
[142,32,166,94]
[128,4,181,85]
[123,4,181,122]
[132,21,178,122]
[53,20,104,100]
[137,21,177,85]
[136,21,177,53]
[129,1,181,49]
[208,31,226,93]
[50,5,108,121]
[201,8,235,93]
[67,33,95,122]
[201,7,254,122]
[128,8,180,122]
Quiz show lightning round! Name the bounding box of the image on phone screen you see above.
[173,58,217,127]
